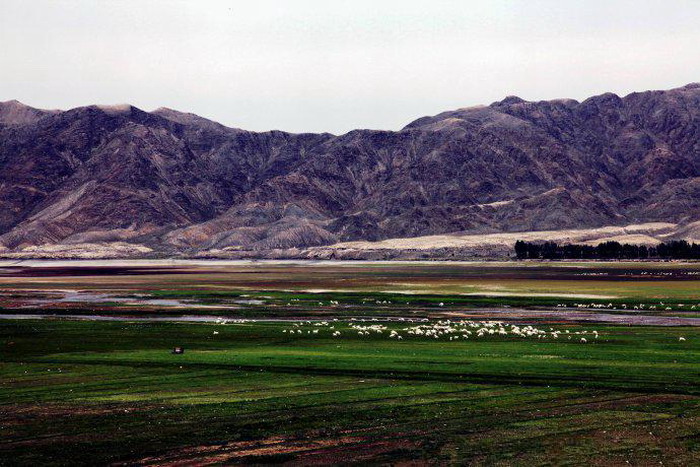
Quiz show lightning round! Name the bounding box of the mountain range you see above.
[1,84,699,258]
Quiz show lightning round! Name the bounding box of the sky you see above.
[1,0,699,134]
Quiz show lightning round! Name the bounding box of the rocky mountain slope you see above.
[1,84,699,257]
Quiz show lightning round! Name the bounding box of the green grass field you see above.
[3,318,700,465]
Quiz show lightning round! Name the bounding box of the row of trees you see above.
[514,240,700,260]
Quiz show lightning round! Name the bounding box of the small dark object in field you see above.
[172,347,184,354]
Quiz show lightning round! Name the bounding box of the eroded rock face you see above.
[0,84,699,255]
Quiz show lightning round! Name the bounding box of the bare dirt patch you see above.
[133,433,423,466]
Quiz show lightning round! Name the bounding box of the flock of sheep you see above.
[212,317,688,343]
[563,302,696,311]
[281,319,599,343]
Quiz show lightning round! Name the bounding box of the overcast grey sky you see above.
[2,0,699,134]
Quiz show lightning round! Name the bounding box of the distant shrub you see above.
[514,239,700,260]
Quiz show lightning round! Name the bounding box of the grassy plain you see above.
[2,319,700,465]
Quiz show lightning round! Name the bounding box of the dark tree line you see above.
[514,240,700,260]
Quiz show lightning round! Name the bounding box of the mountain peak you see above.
[0,100,59,125]
[1,99,26,106]
[93,104,140,115]
[581,92,622,107]
[151,107,240,131]
[494,95,527,106]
